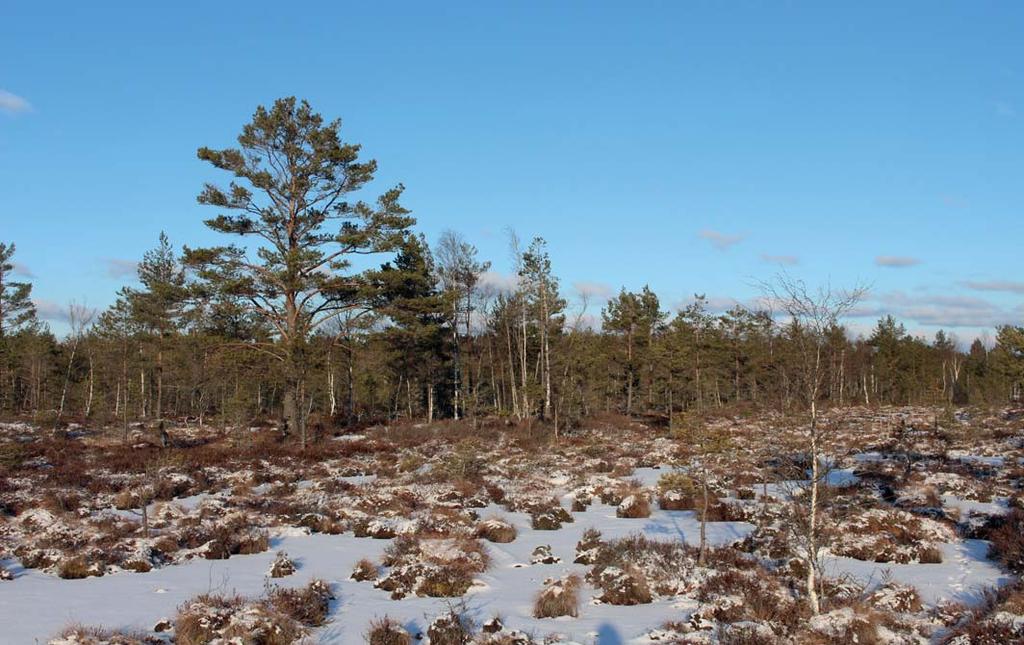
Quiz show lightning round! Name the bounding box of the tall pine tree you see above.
[185,98,414,446]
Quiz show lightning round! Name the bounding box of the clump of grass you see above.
[57,556,97,580]
[268,578,333,627]
[988,509,1024,572]
[365,616,411,645]
[50,625,149,644]
[427,609,475,644]
[475,517,517,543]
[657,472,696,510]
[351,558,379,581]
[269,551,297,578]
[533,574,582,618]
[615,494,651,518]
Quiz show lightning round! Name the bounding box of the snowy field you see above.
[1,407,1023,643]
[0,466,1011,643]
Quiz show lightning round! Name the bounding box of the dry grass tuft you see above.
[475,517,517,543]
[615,494,651,518]
[50,624,149,644]
[365,616,411,645]
[533,574,582,618]
[427,610,475,644]
[351,558,379,581]
[57,556,98,580]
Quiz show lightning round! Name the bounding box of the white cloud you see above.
[478,270,518,294]
[849,290,1015,329]
[962,280,1024,295]
[698,229,745,251]
[103,258,139,279]
[32,299,69,323]
[760,253,799,266]
[0,90,31,115]
[875,255,921,268]
[674,294,747,314]
[11,262,34,278]
[573,281,613,301]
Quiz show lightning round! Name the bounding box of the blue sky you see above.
[1,2,1021,343]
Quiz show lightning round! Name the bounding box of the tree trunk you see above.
[155,344,163,421]
[85,353,94,417]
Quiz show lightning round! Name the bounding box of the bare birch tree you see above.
[758,273,866,615]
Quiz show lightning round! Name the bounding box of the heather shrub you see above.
[533,574,582,618]
[366,616,411,645]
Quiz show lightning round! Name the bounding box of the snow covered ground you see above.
[0,466,1009,644]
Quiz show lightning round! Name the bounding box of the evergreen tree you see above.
[0,243,38,410]
[375,234,449,420]
[518,237,565,421]
[993,326,1024,401]
[130,232,188,421]
[185,97,414,446]
[0,243,36,337]
[602,286,665,414]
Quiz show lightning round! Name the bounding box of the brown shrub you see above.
[235,528,270,554]
[919,545,943,564]
[530,507,572,530]
[988,509,1024,572]
[866,582,922,613]
[217,604,303,645]
[174,593,245,645]
[426,610,474,645]
[50,625,149,644]
[268,579,333,627]
[697,568,801,629]
[351,558,379,581]
[58,556,99,580]
[121,558,153,573]
[417,565,476,598]
[533,574,582,618]
[475,517,517,543]
[269,551,296,578]
[616,494,651,518]
[366,616,411,645]
[574,527,604,564]
[592,565,651,605]
[704,500,747,522]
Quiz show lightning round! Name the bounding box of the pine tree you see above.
[602,286,665,414]
[374,234,449,420]
[130,232,188,422]
[0,243,36,337]
[185,97,414,446]
[0,243,37,410]
[518,237,565,421]
[993,326,1024,401]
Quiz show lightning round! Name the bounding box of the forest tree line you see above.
[0,98,1022,438]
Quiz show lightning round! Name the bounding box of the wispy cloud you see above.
[32,299,69,323]
[478,270,518,294]
[11,262,34,278]
[674,294,746,314]
[0,90,32,115]
[760,253,799,266]
[875,255,921,268]
[573,281,612,301]
[103,258,139,279]
[698,229,745,251]
[848,290,1014,329]
[962,280,1024,295]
